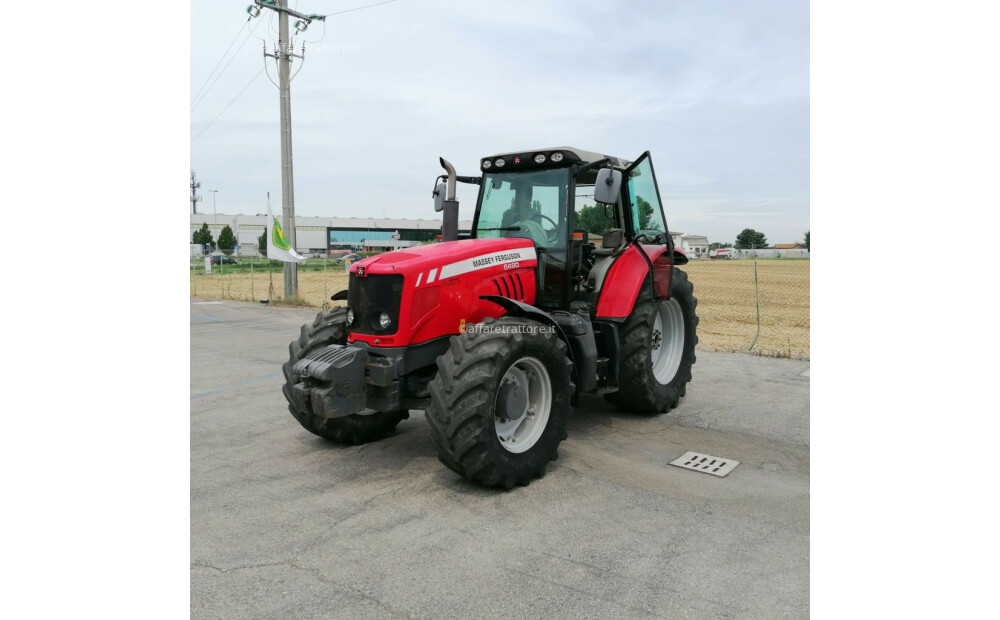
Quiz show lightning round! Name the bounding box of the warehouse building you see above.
[190,213,472,257]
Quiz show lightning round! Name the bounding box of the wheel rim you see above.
[650,298,685,385]
[494,356,552,454]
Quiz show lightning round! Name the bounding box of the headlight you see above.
[378,311,391,329]
[346,308,355,325]
[550,151,564,163]
[482,159,492,170]
[533,153,546,164]
[494,158,506,168]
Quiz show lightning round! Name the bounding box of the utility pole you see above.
[251,1,325,299]
[190,170,202,214]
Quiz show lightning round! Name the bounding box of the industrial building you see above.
[190,213,472,257]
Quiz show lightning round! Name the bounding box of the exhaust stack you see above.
[439,157,459,242]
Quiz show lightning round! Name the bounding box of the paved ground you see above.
[191,300,809,619]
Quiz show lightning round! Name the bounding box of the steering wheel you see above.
[531,213,560,244]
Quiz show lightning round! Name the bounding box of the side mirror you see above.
[433,182,445,212]
[593,168,622,205]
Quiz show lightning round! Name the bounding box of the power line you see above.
[191,20,262,112]
[190,67,265,144]
[322,0,398,18]
[190,19,247,106]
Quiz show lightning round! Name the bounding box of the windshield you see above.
[474,168,570,249]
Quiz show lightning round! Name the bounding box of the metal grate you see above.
[669,451,740,477]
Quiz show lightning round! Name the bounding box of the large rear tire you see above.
[282,308,407,444]
[426,317,574,489]
[605,268,698,413]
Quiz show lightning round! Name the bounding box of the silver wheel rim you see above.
[494,356,552,454]
[651,298,685,385]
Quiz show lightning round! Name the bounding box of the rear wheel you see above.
[426,317,574,489]
[606,268,698,413]
[282,308,407,444]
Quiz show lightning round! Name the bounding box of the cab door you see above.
[623,151,674,301]
[623,151,670,248]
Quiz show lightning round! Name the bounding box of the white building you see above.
[191,213,472,257]
[669,232,710,258]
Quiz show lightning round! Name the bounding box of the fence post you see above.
[251,256,255,302]
[748,260,761,353]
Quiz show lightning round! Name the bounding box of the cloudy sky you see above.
[190,0,808,245]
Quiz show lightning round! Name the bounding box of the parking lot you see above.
[191,300,809,619]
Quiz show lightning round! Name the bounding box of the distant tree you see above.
[575,205,613,234]
[803,231,810,251]
[217,225,237,254]
[636,196,661,231]
[735,228,767,249]
[192,223,215,252]
[709,242,734,250]
[257,230,268,258]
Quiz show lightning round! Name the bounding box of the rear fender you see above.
[594,246,651,319]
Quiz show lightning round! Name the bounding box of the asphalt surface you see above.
[191,299,809,619]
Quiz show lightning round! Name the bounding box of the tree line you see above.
[191,223,241,254]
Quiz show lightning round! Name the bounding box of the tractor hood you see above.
[345,237,539,348]
[349,237,536,281]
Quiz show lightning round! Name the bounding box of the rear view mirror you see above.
[593,168,622,205]
[433,182,445,212]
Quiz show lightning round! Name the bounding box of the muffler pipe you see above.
[439,157,459,242]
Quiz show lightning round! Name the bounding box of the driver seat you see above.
[586,228,623,293]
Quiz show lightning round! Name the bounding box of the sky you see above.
[190,0,809,245]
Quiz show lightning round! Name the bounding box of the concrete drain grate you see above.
[670,451,740,477]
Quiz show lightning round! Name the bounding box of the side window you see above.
[626,155,667,240]
[530,184,566,249]
[574,185,620,241]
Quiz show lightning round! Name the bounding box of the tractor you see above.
[282,147,699,488]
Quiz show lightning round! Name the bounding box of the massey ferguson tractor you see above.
[282,147,698,488]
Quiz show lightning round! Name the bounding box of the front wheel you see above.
[426,317,575,489]
[606,268,699,413]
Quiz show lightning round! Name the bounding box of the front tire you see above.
[426,317,575,489]
[282,308,407,444]
[606,268,698,413]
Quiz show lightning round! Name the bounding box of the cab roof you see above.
[479,147,633,172]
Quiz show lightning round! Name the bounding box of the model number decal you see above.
[436,247,538,282]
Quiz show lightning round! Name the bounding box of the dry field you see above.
[190,266,351,309]
[682,260,810,358]
[191,259,809,358]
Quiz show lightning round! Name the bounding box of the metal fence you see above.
[189,256,351,310]
[190,256,810,359]
[682,259,810,358]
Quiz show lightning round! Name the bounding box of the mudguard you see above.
[479,295,579,385]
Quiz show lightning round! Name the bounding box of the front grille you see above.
[347,274,404,335]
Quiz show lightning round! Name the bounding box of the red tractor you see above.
[283,148,698,488]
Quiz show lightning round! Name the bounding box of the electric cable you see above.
[321,0,398,18]
[191,67,266,144]
[190,19,248,106]
[191,25,258,112]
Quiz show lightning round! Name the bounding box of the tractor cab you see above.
[461,147,678,312]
